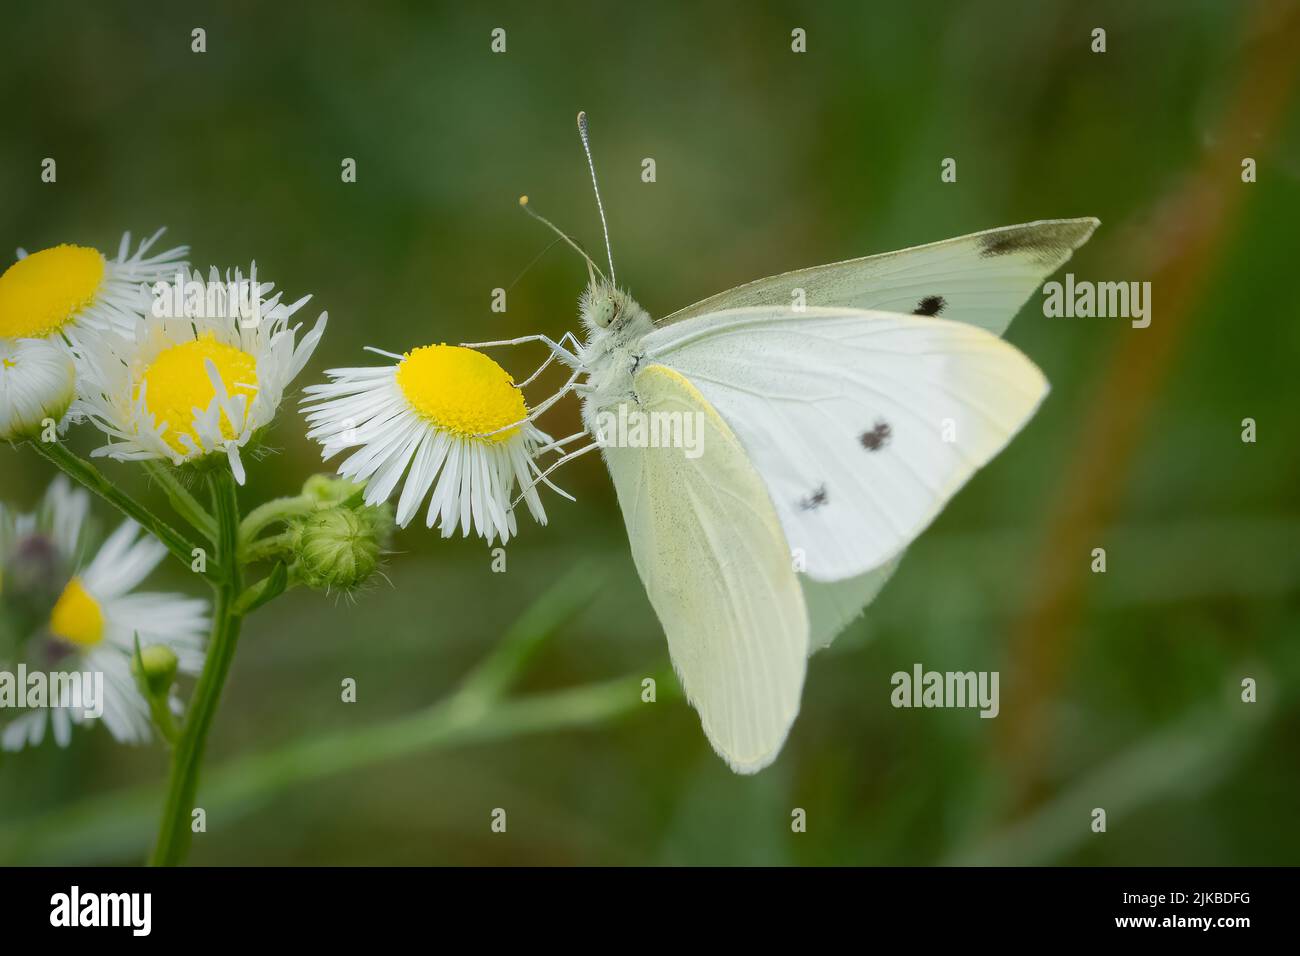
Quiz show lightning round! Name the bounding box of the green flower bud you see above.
[132,644,179,698]
[358,498,396,543]
[293,506,388,591]
[302,474,366,508]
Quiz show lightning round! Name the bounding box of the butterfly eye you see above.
[593,297,617,328]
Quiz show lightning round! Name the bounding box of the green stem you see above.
[214,671,659,800]
[141,460,217,542]
[145,695,181,747]
[29,440,215,580]
[238,495,315,548]
[455,563,604,708]
[148,469,244,866]
[239,530,296,565]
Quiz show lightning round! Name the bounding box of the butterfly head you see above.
[580,281,636,333]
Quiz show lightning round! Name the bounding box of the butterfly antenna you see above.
[577,111,616,287]
[518,195,602,286]
[505,234,564,293]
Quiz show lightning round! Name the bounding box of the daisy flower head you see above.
[301,344,552,545]
[0,229,188,349]
[0,479,208,750]
[0,335,76,442]
[75,265,327,484]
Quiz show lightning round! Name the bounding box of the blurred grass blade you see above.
[0,565,653,865]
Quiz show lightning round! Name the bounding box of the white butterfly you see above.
[475,114,1097,773]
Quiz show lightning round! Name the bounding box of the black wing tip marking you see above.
[913,295,946,316]
[860,420,891,451]
[977,219,1100,265]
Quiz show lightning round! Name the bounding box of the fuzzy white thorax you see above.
[574,280,655,433]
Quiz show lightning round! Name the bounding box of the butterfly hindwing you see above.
[601,364,808,773]
[803,557,900,653]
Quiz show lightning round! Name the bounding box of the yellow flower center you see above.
[0,245,106,339]
[395,345,527,442]
[49,577,105,647]
[139,333,258,453]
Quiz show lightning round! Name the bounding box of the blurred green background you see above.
[1,0,1298,865]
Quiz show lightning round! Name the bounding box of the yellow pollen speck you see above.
[0,245,106,339]
[139,333,258,453]
[49,577,105,648]
[395,345,528,442]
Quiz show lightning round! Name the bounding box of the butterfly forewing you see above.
[641,308,1050,582]
[659,218,1098,337]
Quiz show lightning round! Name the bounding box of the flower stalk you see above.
[148,469,244,866]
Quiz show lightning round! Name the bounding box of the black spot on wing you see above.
[799,484,828,511]
[977,220,1096,266]
[860,420,891,451]
[913,295,946,316]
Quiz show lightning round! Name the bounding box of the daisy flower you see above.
[301,344,550,544]
[0,336,76,441]
[75,266,327,484]
[0,478,208,750]
[0,229,187,349]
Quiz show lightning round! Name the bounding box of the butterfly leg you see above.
[460,332,583,370]
[516,350,558,389]
[474,368,583,439]
[535,430,590,456]
[512,441,601,507]
[522,457,576,503]
[516,331,584,387]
